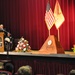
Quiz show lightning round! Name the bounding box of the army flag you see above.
[54,0,65,29]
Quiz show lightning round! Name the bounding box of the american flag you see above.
[45,1,55,30]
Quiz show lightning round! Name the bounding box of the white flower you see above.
[23,48,26,51]
[17,44,19,47]
[27,44,29,46]
[15,47,18,50]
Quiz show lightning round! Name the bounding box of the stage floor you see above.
[0,50,75,58]
[0,51,75,75]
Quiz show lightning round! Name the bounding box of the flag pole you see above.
[58,28,60,41]
[49,30,50,36]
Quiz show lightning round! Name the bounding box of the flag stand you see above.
[36,0,64,54]
[39,35,64,54]
[38,27,64,54]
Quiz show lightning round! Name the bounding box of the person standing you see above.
[0,24,8,38]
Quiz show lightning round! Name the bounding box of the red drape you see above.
[0,0,75,50]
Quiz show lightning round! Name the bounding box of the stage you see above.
[0,51,75,75]
[0,51,75,57]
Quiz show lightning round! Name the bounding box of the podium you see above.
[39,35,64,54]
[0,32,4,52]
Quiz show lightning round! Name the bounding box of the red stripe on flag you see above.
[45,3,55,30]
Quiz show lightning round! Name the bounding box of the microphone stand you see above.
[6,42,10,60]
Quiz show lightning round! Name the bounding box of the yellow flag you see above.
[54,0,65,29]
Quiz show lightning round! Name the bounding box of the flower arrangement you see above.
[15,37,31,52]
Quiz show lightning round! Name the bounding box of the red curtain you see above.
[0,0,75,50]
